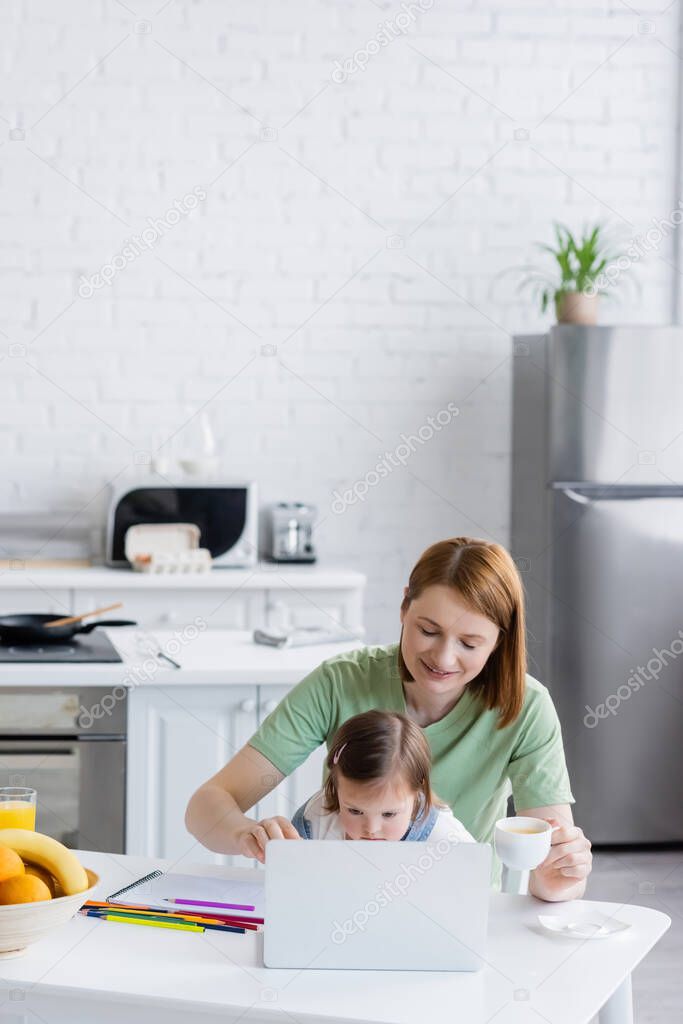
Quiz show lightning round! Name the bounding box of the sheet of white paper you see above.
[109,872,264,916]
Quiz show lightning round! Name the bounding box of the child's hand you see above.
[237,816,301,863]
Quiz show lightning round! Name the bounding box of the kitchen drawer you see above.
[72,589,265,631]
[0,588,71,618]
[264,588,363,634]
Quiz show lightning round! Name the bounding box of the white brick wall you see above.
[0,0,678,640]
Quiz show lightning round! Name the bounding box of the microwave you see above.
[106,482,257,568]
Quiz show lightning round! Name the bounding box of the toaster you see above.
[267,503,317,563]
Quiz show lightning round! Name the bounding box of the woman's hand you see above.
[236,816,301,864]
[528,815,592,902]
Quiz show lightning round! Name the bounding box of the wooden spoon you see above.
[44,602,124,628]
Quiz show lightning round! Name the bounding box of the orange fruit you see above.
[0,844,24,883]
[0,873,51,904]
[24,862,57,897]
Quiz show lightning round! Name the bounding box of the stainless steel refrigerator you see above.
[511,325,683,844]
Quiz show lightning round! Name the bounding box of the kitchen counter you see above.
[0,850,670,1024]
[0,629,362,687]
[0,565,366,589]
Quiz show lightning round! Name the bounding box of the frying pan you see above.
[0,614,137,644]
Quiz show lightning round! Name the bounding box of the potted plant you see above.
[518,223,622,325]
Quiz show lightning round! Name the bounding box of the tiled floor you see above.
[586,849,683,1023]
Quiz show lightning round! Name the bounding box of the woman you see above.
[186,537,592,901]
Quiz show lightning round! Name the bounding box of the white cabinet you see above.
[0,588,71,617]
[127,686,259,869]
[75,589,265,632]
[255,686,327,825]
[264,589,363,634]
[127,685,329,867]
[0,567,365,635]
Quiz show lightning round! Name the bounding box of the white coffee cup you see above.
[494,816,557,871]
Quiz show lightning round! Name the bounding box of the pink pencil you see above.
[164,898,256,911]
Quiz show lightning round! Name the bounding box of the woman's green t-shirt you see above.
[248,642,574,863]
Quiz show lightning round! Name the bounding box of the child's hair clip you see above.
[332,741,347,765]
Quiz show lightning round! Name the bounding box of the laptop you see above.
[264,839,491,971]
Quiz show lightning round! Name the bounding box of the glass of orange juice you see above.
[0,788,37,830]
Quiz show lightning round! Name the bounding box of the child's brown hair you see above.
[323,710,437,818]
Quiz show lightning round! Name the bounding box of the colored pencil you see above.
[164,898,255,911]
[82,910,245,934]
[80,908,247,931]
[192,920,247,934]
[104,914,204,933]
[80,913,245,937]
[82,901,246,922]
[79,913,222,929]
[81,901,258,925]
[81,901,262,927]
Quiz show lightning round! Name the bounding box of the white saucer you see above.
[538,913,631,940]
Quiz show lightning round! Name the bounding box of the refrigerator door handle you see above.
[552,482,683,500]
[559,487,592,505]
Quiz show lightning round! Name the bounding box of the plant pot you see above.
[555,291,599,325]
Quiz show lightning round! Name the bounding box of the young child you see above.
[291,710,474,844]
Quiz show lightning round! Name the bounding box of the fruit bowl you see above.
[0,869,99,958]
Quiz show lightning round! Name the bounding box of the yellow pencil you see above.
[104,914,203,933]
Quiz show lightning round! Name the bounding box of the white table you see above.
[0,852,669,1024]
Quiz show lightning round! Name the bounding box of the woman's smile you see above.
[419,658,461,680]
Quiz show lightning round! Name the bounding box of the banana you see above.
[0,830,88,896]
[24,861,58,897]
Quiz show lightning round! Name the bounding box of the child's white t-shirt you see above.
[296,790,475,844]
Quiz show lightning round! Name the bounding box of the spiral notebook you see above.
[106,870,264,918]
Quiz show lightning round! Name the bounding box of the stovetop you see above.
[0,630,123,663]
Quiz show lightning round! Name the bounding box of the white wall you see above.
[0,0,678,640]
